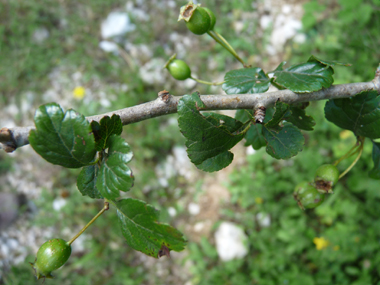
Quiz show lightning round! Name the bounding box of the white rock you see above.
[101,12,135,39]
[99,40,119,53]
[33,28,49,43]
[246,146,256,156]
[188,202,200,216]
[52,197,67,211]
[168,207,177,217]
[138,58,165,84]
[214,222,248,261]
[193,221,205,232]
[256,212,271,227]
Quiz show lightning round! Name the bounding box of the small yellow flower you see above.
[255,197,263,204]
[313,237,330,250]
[333,245,340,251]
[73,86,86,99]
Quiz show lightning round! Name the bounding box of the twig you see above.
[1,78,379,153]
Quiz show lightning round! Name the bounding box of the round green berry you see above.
[314,164,340,193]
[167,59,191,80]
[178,2,212,35]
[294,181,325,210]
[31,238,72,279]
[203,7,216,31]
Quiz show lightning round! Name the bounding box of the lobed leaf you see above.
[272,62,334,93]
[178,93,246,172]
[29,103,96,168]
[115,198,186,258]
[265,101,291,128]
[285,105,316,131]
[324,90,380,139]
[222,67,271,94]
[77,164,103,199]
[263,123,305,159]
[307,55,351,67]
[96,135,134,200]
[244,124,266,150]
[91,114,123,151]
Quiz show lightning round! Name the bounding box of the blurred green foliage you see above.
[187,102,380,284]
[293,0,380,83]
[1,0,380,284]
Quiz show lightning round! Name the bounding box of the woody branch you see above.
[1,76,380,153]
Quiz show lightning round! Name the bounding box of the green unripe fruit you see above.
[31,238,72,279]
[178,2,213,35]
[293,181,325,210]
[166,59,192,81]
[202,7,216,31]
[314,164,340,194]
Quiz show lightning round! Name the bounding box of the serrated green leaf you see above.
[272,62,334,93]
[269,61,287,73]
[235,109,253,123]
[195,151,234,172]
[263,122,305,159]
[369,141,380,179]
[285,106,316,131]
[307,55,351,67]
[115,198,186,258]
[265,101,291,128]
[29,103,96,168]
[222,67,271,94]
[245,124,266,150]
[77,164,103,199]
[325,90,380,139]
[96,135,134,200]
[91,114,123,151]
[178,93,246,172]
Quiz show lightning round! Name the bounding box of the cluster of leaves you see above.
[177,56,354,172]
[29,103,186,258]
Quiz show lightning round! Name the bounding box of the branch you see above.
[1,77,380,153]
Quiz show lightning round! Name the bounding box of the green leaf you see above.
[77,164,103,199]
[324,90,380,139]
[307,55,351,67]
[195,151,234,172]
[285,105,316,131]
[96,135,134,200]
[91,114,123,151]
[115,198,186,258]
[244,124,266,150]
[222,67,271,94]
[235,109,253,123]
[265,101,291,128]
[272,62,334,93]
[177,93,246,172]
[369,141,380,179]
[29,103,96,168]
[263,123,305,159]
